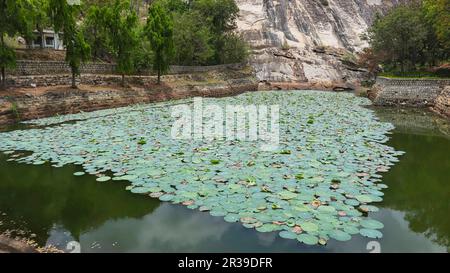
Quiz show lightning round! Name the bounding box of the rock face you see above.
[236,0,408,88]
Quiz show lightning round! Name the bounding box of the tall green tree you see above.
[219,32,249,64]
[423,0,450,52]
[144,3,174,84]
[191,0,243,64]
[158,0,189,13]
[192,0,239,35]
[172,11,214,65]
[107,0,138,86]
[49,0,90,88]
[0,0,32,89]
[367,5,428,72]
[30,0,51,49]
[82,5,110,60]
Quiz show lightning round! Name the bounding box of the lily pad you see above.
[360,228,383,239]
[360,219,384,229]
[96,176,111,182]
[297,234,319,245]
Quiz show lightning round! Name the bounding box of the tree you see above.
[158,0,189,13]
[365,2,448,74]
[192,0,239,35]
[144,3,174,84]
[49,0,90,88]
[107,0,138,86]
[423,0,450,54]
[30,0,51,49]
[423,0,450,48]
[190,0,244,64]
[82,5,110,60]
[218,32,249,64]
[0,0,32,90]
[172,11,214,65]
[366,5,428,72]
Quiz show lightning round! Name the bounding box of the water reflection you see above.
[381,133,450,250]
[0,155,159,246]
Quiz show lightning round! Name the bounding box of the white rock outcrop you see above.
[236,0,407,87]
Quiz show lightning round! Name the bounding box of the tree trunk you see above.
[121,74,125,87]
[1,34,5,90]
[40,29,44,49]
[71,70,77,89]
[157,69,161,85]
[1,67,5,90]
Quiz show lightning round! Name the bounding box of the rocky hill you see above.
[236,0,409,88]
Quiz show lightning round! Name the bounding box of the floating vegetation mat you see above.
[0,91,404,246]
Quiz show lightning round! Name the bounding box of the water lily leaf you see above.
[131,187,150,194]
[300,222,319,232]
[159,194,174,202]
[256,224,278,233]
[360,219,384,229]
[279,231,297,239]
[96,176,111,182]
[297,234,319,245]
[355,195,373,203]
[329,230,352,241]
[360,228,383,239]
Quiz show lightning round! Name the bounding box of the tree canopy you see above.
[0,0,248,89]
[0,0,33,89]
[49,0,90,88]
[365,2,449,74]
[144,2,174,84]
[107,0,139,86]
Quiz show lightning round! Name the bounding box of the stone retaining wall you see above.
[370,77,450,107]
[9,60,245,76]
[432,86,450,118]
[0,78,258,125]
[11,61,117,75]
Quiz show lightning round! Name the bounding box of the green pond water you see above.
[0,94,449,253]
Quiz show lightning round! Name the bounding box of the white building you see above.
[29,29,64,50]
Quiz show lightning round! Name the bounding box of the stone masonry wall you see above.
[432,86,450,118]
[370,77,450,107]
[0,78,258,125]
[9,60,245,76]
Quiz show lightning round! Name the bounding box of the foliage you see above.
[30,0,51,48]
[172,11,214,65]
[132,31,154,73]
[192,0,239,35]
[365,3,449,74]
[106,0,139,85]
[144,2,174,83]
[217,32,249,64]
[158,0,189,13]
[82,5,111,60]
[49,0,90,88]
[423,0,450,51]
[0,0,33,89]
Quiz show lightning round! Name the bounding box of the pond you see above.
[0,91,448,253]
